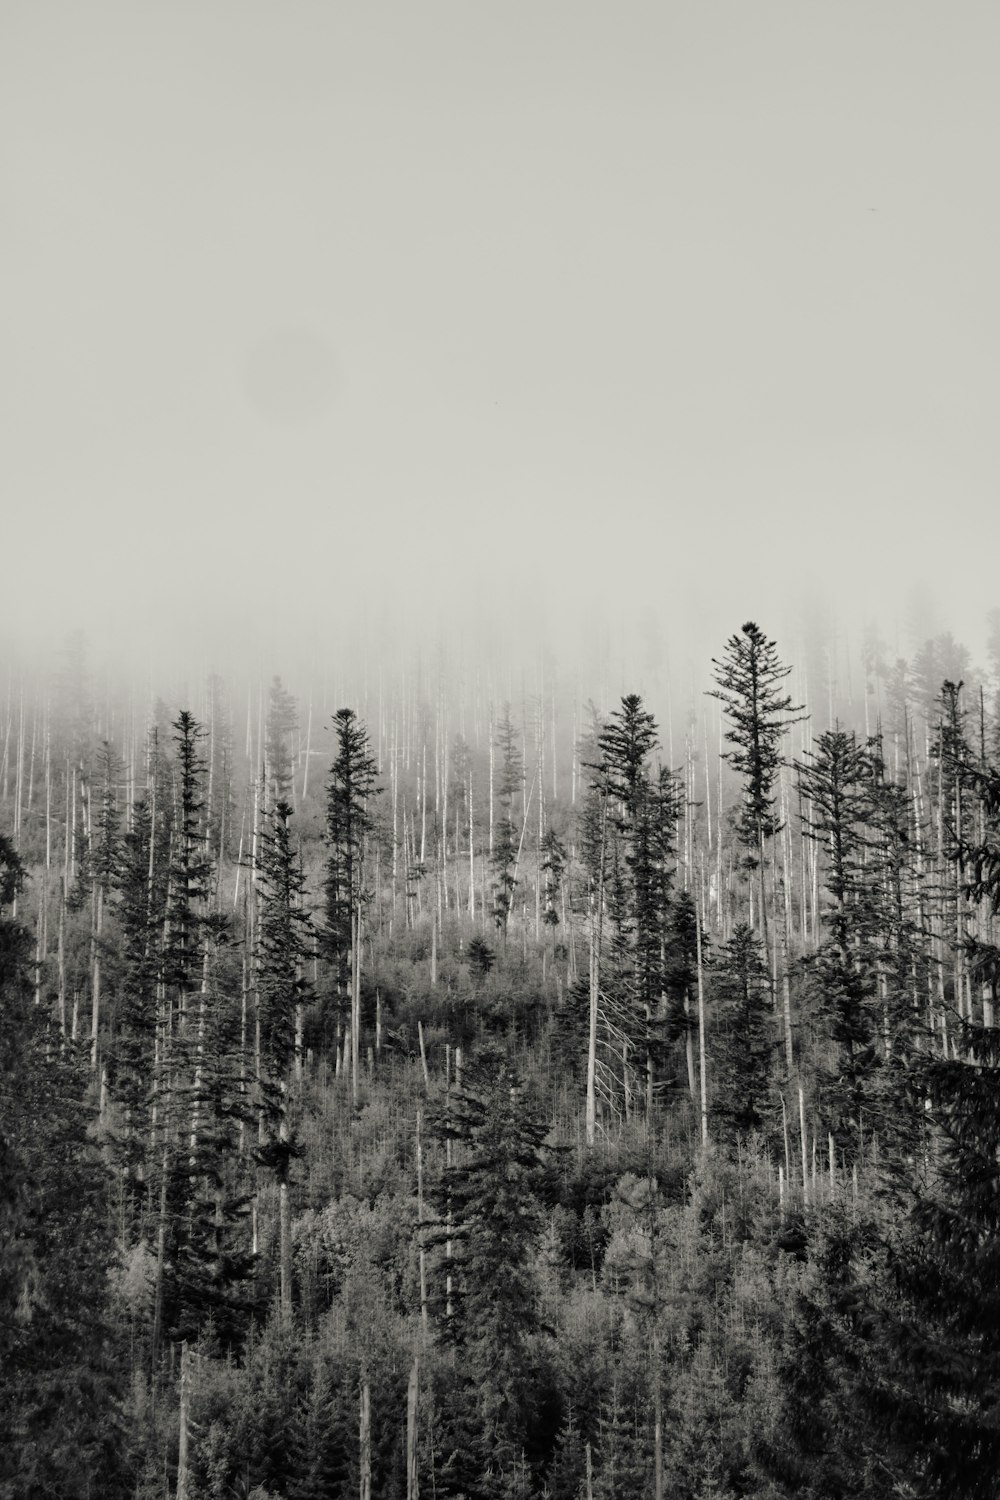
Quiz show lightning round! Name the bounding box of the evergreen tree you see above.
[709,623,805,941]
[154,713,251,1355]
[796,728,880,1155]
[88,739,123,1066]
[428,1049,551,1496]
[540,825,567,927]
[592,697,682,1122]
[323,708,378,995]
[286,1357,349,1500]
[256,798,312,1322]
[106,793,159,1218]
[0,835,127,1498]
[205,673,235,862]
[663,889,700,1103]
[710,924,776,1144]
[323,708,378,1105]
[491,707,522,939]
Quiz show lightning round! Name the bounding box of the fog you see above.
[3,1,998,695]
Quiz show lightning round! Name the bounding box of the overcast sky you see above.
[3,1,999,682]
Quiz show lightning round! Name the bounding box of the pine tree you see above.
[539,825,567,927]
[154,713,252,1356]
[491,707,522,940]
[323,708,378,1104]
[709,623,805,944]
[796,728,880,1156]
[287,1357,349,1500]
[106,792,159,1220]
[0,835,128,1498]
[591,697,682,1124]
[428,1049,551,1496]
[256,799,311,1323]
[89,738,122,1070]
[663,889,700,1102]
[710,924,777,1144]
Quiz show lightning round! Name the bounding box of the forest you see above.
[2,611,1000,1500]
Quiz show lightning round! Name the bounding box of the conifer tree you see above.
[591,696,682,1123]
[796,728,880,1155]
[710,923,777,1144]
[89,738,122,1070]
[323,709,377,984]
[154,712,251,1355]
[256,798,311,1322]
[428,1049,550,1495]
[491,707,522,939]
[106,793,159,1217]
[323,708,378,1103]
[0,835,127,1498]
[663,889,699,1102]
[709,623,805,945]
[539,825,567,927]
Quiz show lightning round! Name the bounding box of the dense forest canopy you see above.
[3,609,1000,1499]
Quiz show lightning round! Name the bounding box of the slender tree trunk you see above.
[652,1326,663,1500]
[684,982,697,1102]
[90,881,103,1070]
[176,1342,190,1500]
[417,1021,430,1090]
[57,881,67,1040]
[586,798,608,1147]
[416,1109,428,1333]
[468,765,475,920]
[406,1355,420,1500]
[799,1082,809,1207]
[279,1084,292,1325]
[352,908,361,1106]
[697,904,708,1147]
[152,1144,170,1366]
[359,1379,372,1500]
[488,708,494,857]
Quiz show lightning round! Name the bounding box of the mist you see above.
[3,1,998,693]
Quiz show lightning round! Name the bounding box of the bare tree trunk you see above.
[420,741,427,867]
[417,1021,430,1090]
[488,707,494,857]
[176,1342,190,1500]
[697,904,708,1148]
[585,798,608,1148]
[152,1144,170,1366]
[416,1110,428,1334]
[406,1355,420,1500]
[359,1378,372,1500]
[57,881,67,1040]
[301,692,313,802]
[44,721,52,871]
[468,765,475,920]
[652,1326,663,1500]
[352,908,361,1107]
[279,1086,292,1324]
[90,881,103,1071]
[799,1083,809,1207]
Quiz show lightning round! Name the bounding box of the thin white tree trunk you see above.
[406,1356,420,1500]
[359,1379,372,1500]
[697,903,708,1148]
[176,1342,190,1500]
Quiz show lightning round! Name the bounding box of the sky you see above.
[3,1,999,685]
